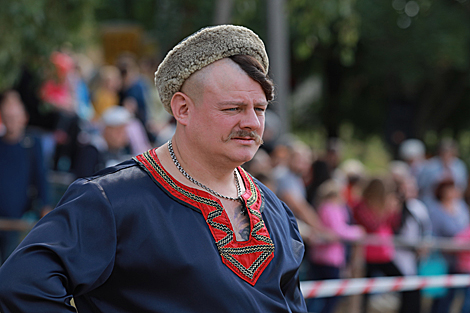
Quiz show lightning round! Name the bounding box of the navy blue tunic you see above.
[0,150,306,312]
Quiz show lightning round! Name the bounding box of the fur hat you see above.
[155,24,269,114]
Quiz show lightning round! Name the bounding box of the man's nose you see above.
[239,108,261,130]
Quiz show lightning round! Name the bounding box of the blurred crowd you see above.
[2,48,470,313]
[0,48,174,262]
[244,136,470,313]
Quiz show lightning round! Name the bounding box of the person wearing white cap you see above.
[398,138,426,179]
[0,25,307,312]
[72,106,133,178]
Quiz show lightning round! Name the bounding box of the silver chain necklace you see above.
[168,139,242,201]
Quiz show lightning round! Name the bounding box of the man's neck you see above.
[155,138,242,198]
[1,132,23,144]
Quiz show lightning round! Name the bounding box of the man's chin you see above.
[233,147,260,165]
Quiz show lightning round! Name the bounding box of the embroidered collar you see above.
[134,148,274,285]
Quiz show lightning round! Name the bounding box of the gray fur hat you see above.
[155,24,269,115]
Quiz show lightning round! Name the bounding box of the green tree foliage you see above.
[4,0,470,151]
[94,0,267,59]
[288,0,470,149]
[289,0,360,67]
[288,0,361,138]
[95,0,216,59]
[356,0,470,140]
[0,0,100,91]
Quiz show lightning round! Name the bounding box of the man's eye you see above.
[255,107,266,112]
[225,108,239,111]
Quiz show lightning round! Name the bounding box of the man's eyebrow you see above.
[218,101,269,107]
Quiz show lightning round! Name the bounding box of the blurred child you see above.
[308,179,364,313]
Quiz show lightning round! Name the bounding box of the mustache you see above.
[224,130,263,145]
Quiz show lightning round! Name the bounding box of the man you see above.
[273,140,329,239]
[0,90,51,264]
[116,53,151,136]
[398,138,426,179]
[73,106,141,178]
[0,25,307,312]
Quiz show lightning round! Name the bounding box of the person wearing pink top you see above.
[353,177,418,313]
[455,227,470,313]
[308,179,364,313]
[311,182,364,267]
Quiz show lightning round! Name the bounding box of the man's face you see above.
[103,124,129,151]
[184,59,267,167]
[0,93,28,142]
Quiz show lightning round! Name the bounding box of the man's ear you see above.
[170,92,190,126]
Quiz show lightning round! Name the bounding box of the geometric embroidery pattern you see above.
[134,149,275,285]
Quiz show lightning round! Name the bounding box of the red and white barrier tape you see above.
[300,274,470,299]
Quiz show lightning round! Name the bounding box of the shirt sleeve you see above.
[279,201,308,313]
[0,178,117,313]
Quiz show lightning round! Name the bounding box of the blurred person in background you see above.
[398,138,426,179]
[72,106,132,178]
[70,53,95,123]
[90,65,122,120]
[138,56,171,142]
[0,91,51,264]
[353,177,412,313]
[308,179,365,313]
[116,52,154,142]
[122,97,152,155]
[454,225,470,313]
[242,148,273,178]
[242,148,276,191]
[339,159,366,210]
[40,50,81,172]
[418,138,467,206]
[390,160,432,313]
[427,178,470,313]
[242,148,276,193]
[272,140,333,242]
[260,109,283,154]
[306,137,343,205]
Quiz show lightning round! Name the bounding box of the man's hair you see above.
[434,178,455,201]
[362,177,396,210]
[229,55,274,102]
